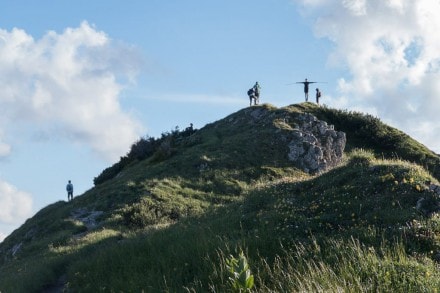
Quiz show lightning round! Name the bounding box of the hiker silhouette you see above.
[247,81,260,106]
[253,82,260,99]
[316,88,321,105]
[66,180,74,201]
[296,78,317,102]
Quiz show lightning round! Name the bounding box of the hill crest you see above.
[1,102,440,292]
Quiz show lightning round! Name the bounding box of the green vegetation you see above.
[93,126,197,185]
[1,103,440,292]
[226,251,254,292]
[298,102,440,179]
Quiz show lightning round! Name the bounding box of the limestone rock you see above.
[285,113,346,174]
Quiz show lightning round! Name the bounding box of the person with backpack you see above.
[66,180,74,201]
[316,88,322,105]
[247,82,260,106]
[247,88,255,106]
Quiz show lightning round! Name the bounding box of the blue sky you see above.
[1,0,439,241]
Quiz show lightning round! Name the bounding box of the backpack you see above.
[247,88,254,96]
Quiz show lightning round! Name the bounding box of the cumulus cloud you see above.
[0,141,11,158]
[0,21,144,160]
[0,180,32,224]
[296,0,440,152]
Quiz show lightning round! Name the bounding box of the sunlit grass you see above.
[1,103,440,292]
[255,237,440,292]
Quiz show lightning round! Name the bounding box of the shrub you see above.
[121,199,182,228]
[94,126,198,185]
[348,148,376,166]
[93,156,130,185]
[121,202,161,228]
[127,136,161,161]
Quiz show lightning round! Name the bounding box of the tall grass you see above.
[64,230,440,292]
[255,237,440,292]
[1,104,440,292]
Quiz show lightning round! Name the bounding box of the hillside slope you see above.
[1,103,440,292]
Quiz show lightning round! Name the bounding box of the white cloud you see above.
[0,232,6,242]
[0,132,11,158]
[342,0,367,16]
[0,180,32,224]
[0,21,144,161]
[0,142,11,157]
[296,0,440,152]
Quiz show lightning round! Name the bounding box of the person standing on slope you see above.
[66,180,74,201]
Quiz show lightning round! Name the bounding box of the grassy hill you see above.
[1,102,440,292]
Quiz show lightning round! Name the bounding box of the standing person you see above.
[315,88,322,105]
[253,81,261,104]
[66,180,74,201]
[296,78,317,102]
[254,81,261,97]
[247,88,255,106]
[247,81,261,106]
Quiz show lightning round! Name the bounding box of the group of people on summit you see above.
[247,78,323,106]
[65,79,322,202]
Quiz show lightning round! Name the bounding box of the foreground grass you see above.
[1,103,440,291]
[256,237,440,292]
[1,151,436,292]
[65,229,440,292]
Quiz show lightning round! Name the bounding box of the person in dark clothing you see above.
[316,88,322,105]
[247,88,255,106]
[66,180,73,201]
[296,78,317,101]
[247,81,260,106]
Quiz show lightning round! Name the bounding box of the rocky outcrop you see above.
[286,113,346,174]
[238,107,346,174]
[416,183,440,216]
[429,183,440,195]
[71,208,103,230]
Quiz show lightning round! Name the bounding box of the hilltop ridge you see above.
[1,102,440,292]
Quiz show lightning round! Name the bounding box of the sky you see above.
[1,0,440,242]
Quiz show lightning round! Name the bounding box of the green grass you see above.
[256,238,440,292]
[1,103,440,292]
[298,102,440,179]
[62,154,440,291]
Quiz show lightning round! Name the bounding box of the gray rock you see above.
[285,113,346,174]
[416,197,440,216]
[71,208,103,230]
[11,242,22,256]
[429,184,440,195]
